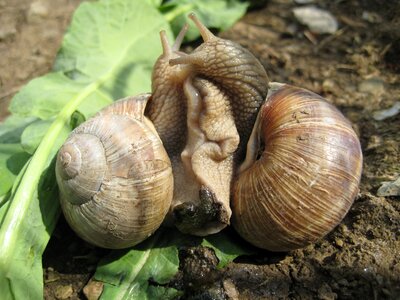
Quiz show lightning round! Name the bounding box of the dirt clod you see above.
[83,279,103,300]
[54,284,73,300]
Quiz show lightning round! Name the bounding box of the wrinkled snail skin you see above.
[144,26,205,231]
[172,76,239,235]
[146,26,190,157]
[165,13,269,235]
[232,83,363,252]
[170,13,269,156]
[56,95,173,249]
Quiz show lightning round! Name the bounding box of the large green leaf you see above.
[93,229,255,298]
[0,159,61,300]
[0,0,173,298]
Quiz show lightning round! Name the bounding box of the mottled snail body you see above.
[148,14,269,236]
[56,14,362,251]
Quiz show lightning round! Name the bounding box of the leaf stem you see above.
[0,79,102,272]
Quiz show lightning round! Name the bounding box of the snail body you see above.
[233,83,363,251]
[162,14,269,235]
[56,95,173,249]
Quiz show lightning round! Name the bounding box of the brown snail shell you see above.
[56,94,173,249]
[232,83,363,252]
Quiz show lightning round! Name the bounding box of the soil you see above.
[1,0,399,299]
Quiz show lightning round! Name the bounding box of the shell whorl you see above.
[232,84,363,251]
[56,132,107,205]
[56,95,174,249]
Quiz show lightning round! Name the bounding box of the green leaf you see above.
[0,115,36,143]
[95,230,184,300]
[0,123,67,299]
[0,144,29,197]
[0,159,61,300]
[202,230,255,268]
[93,229,256,297]
[69,110,86,129]
[0,0,173,299]
[54,0,173,100]
[162,0,249,41]
[20,119,71,155]
[10,73,113,120]
[145,0,163,6]
[0,162,13,199]
[147,286,182,299]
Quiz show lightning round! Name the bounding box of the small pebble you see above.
[83,279,104,300]
[28,0,49,19]
[223,279,239,300]
[377,177,400,197]
[45,269,60,283]
[293,6,338,34]
[373,102,400,121]
[335,238,344,248]
[365,135,383,150]
[54,284,73,300]
[361,11,383,23]
[358,77,386,95]
[322,79,338,95]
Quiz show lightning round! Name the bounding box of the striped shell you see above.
[232,83,362,251]
[56,95,173,249]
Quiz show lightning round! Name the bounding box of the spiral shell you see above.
[56,94,173,249]
[232,83,363,251]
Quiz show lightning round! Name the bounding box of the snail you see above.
[56,95,173,249]
[233,83,363,251]
[56,13,362,252]
[147,13,269,236]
